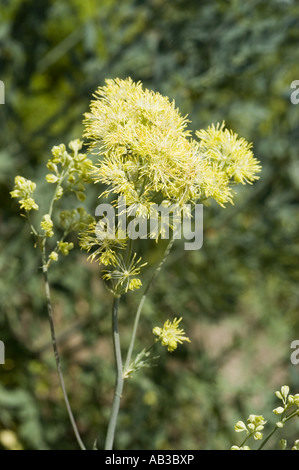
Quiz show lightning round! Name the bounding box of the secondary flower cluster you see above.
[231,385,299,450]
[10,140,94,265]
[45,139,93,203]
[272,385,299,422]
[11,176,39,212]
[233,414,267,447]
[153,317,191,352]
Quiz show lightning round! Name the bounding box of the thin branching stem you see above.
[257,409,299,450]
[104,295,123,450]
[41,243,86,450]
[124,237,175,374]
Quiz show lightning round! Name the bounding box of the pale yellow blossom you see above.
[153,317,191,352]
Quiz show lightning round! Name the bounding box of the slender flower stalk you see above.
[256,426,278,450]
[124,237,175,375]
[257,408,299,450]
[41,243,86,451]
[104,295,123,450]
[105,238,176,449]
[10,142,92,450]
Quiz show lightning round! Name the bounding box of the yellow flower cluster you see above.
[58,241,74,256]
[232,385,299,450]
[102,253,147,293]
[234,414,267,442]
[83,77,261,210]
[11,140,95,269]
[46,139,93,202]
[10,176,39,211]
[79,221,126,266]
[40,214,54,237]
[153,317,191,352]
[78,78,262,293]
[59,207,94,233]
[196,122,261,185]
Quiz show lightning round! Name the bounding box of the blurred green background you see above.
[1,0,299,450]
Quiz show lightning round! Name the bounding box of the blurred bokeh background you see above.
[1,0,299,450]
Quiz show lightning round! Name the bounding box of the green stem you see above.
[48,170,68,219]
[124,237,175,374]
[257,426,278,450]
[125,237,133,265]
[41,243,86,450]
[104,237,175,447]
[25,211,39,241]
[257,410,299,450]
[25,178,85,449]
[104,295,123,450]
[239,433,251,447]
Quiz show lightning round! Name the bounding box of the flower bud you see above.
[275,391,283,400]
[288,395,294,405]
[279,439,287,450]
[49,252,58,261]
[153,327,161,337]
[281,386,289,399]
[292,439,299,450]
[273,407,285,415]
[68,139,83,154]
[46,174,58,183]
[46,162,58,173]
[40,214,54,237]
[76,191,86,202]
[234,421,247,433]
[293,394,299,406]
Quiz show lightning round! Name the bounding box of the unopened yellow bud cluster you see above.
[232,385,299,450]
[11,140,94,266]
[46,139,93,203]
[234,414,267,442]
[10,176,39,212]
[40,214,54,237]
[272,385,299,426]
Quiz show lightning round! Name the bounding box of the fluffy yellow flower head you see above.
[153,317,191,352]
[196,122,262,186]
[80,78,261,293]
